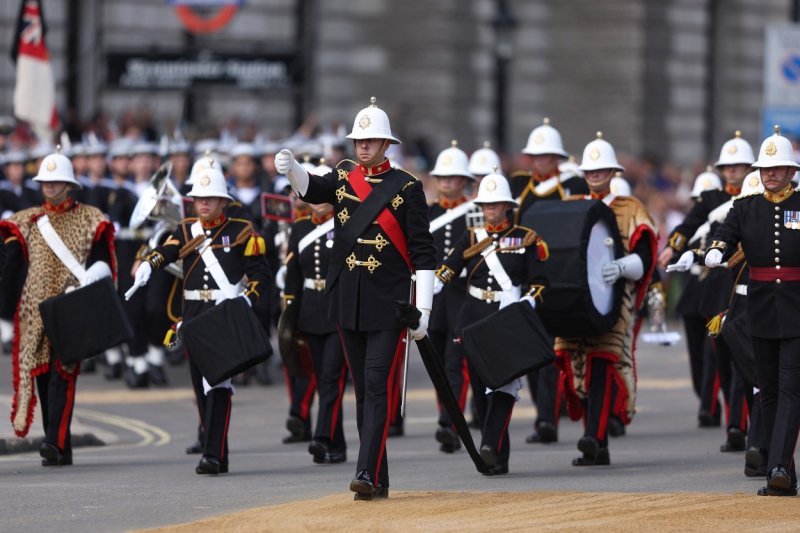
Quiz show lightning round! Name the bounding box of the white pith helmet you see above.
[468,141,501,177]
[609,173,632,196]
[474,169,518,206]
[739,170,765,197]
[691,166,722,197]
[579,131,624,172]
[521,118,568,158]
[187,152,224,186]
[751,125,800,169]
[714,131,755,167]
[187,167,233,200]
[345,96,401,144]
[431,140,472,178]
[33,146,82,188]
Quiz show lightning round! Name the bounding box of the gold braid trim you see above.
[727,246,745,268]
[435,265,456,283]
[179,234,205,259]
[463,237,493,259]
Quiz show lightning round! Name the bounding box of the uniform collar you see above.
[311,211,333,225]
[485,219,511,233]
[200,213,226,229]
[763,183,794,204]
[532,169,559,183]
[438,196,468,209]
[724,183,742,196]
[589,191,609,200]
[359,159,392,177]
[43,197,75,214]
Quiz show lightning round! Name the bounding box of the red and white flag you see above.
[11,0,58,142]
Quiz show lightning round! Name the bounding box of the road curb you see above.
[0,433,105,455]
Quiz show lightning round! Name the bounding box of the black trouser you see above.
[683,315,707,398]
[747,391,767,455]
[339,327,403,488]
[431,329,469,429]
[480,391,515,466]
[286,373,316,427]
[188,357,231,462]
[584,357,613,448]
[36,359,79,454]
[527,363,561,430]
[465,352,488,429]
[307,332,347,451]
[699,337,724,420]
[751,336,800,481]
[717,334,748,432]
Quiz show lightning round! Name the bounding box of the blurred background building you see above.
[0,0,798,168]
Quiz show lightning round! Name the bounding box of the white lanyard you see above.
[473,227,513,292]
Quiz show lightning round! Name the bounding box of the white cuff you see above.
[288,161,309,197]
[617,254,644,281]
[415,270,435,312]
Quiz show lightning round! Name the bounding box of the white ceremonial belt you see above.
[735,284,748,296]
[690,265,703,276]
[184,289,223,302]
[468,284,501,303]
[303,278,326,291]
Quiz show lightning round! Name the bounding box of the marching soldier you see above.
[659,132,754,430]
[704,126,800,496]
[131,165,271,475]
[435,170,549,475]
[427,140,475,453]
[555,133,657,466]
[284,196,347,463]
[513,118,586,445]
[0,148,40,215]
[467,141,501,190]
[275,97,436,500]
[0,148,116,465]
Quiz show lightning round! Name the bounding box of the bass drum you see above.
[521,199,624,338]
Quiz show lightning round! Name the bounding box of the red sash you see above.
[347,165,412,271]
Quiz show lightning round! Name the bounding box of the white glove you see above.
[705,248,723,268]
[520,295,536,309]
[81,261,111,286]
[410,309,430,341]
[240,294,252,307]
[411,270,435,340]
[275,149,309,196]
[666,251,696,273]
[602,254,644,284]
[433,277,444,295]
[125,262,152,300]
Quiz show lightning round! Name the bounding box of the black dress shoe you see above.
[745,447,764,468]
[435,427,461,454]
[196,456,229,475]
[698,410,721,428]
[147,365,169,386]
[350,469,376,497]
[125,368,149,389]
[309,439,346,463]
[607,416,626,437]
[104,362,122,380]
[479,445,498,468]
[283,416,311,444]
[720,427,746,452]
[40,442,72,466]
[481,463,509,476]
[573,437,610,466]
[186,439,203,455]
[766,466,795,495]
[746,463,768,478]
[354,483,389,500]
[526,422,557,444]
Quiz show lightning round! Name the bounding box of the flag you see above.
[11,0,58,142]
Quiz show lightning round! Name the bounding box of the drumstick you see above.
[124,281,143,301]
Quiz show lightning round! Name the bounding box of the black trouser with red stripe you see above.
[307,332,348,451]
[430,329,470,428]
[480,391,515,466]
[36,359,79,454]
[699,337,724,421]
[285,373,316,428]
[583,357,615,448]
[188,357,232,462]
[717,334,748,432]
[339,328,403,488]
[751,336,800,482]
[527,363,562,431]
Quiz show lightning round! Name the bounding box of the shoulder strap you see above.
[190,221,241,299]
[429,200,474,233]
[298,218,335,254]
[473,227,513,292]
[36,215,87,280]
[326,167,409,292]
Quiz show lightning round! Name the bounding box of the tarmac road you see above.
[0,323,786,532]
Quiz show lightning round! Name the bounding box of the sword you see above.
[400,273,415,418]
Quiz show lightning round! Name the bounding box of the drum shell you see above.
[521,199,624,337]
[39,277,134,364]
[182,297,272,386]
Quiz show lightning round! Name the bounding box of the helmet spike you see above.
[369,96,377,107]
[596,131,603,139]
[774,124,781,135]
[56,144,62,154]
[451,139,458,148]
[734,130,742,138]
[483,140,491,148]
[706,165,713,172]
[543,117,550,125]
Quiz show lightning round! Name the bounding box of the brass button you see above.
[775,215,780,220]
[775,257,780,263]
[775,206,780,211]
[775,223,780,228]
[775,240,780,245]
[775,248,780,253]
[776,265,782,270]
[775,231,780,236]
[777,279,782,284]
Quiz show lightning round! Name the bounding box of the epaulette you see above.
[733,191,760,202]
[179,234,205,259]
[463,236,492,259]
